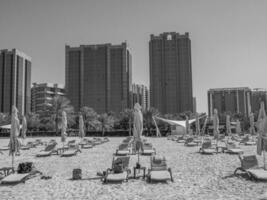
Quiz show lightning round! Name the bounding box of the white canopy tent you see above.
[155,115,206,135]
[0,124,22,129]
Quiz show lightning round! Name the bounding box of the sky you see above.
[1,0,267,113]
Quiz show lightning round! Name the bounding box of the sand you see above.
[0,137,266,200]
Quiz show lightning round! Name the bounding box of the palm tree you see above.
[46,96,74,135]
[143,107,159,136]
[120,109,134,136]
[97,113,115,137]
[0,112,11,125]
[80,106,99,131]
[26,112,40,131]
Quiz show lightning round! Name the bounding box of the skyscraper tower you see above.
[0,49,31,115]
[65,42,132,113]
[149,32,193,114]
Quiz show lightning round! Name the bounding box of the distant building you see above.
[31,83,65,115]
[193,97,197,113]
[149,32,193,114]
[0,49,31,115]
[132,84,149,110]
[207,87,251,119]
[251,88,267,113]
[65,42,132,113]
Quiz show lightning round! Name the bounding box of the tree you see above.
[0,113,11,125]
[119,109,134,135]
[97,113,115,137]
[45,96,74,134]
[143,107,159,136]
[80,106,99,131]
[26,112,40,130]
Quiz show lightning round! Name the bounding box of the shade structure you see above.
[79,115,85,138]
[226,115,231,136]
[133,103,143,140]
[9,106,20,169]
[61,111,67,143]
[21,116,27,139]
[195,113,200,135]
[213,109,219,139]
[249,113,256,135]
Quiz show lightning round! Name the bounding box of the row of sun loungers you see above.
[103,155,173,183]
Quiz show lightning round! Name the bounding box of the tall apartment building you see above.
[149,32,193,114]
[65,42,132,113]
[0,49,31,115]
[251,88,267,113]
[132,84,149,110]
[31,83,65,115]
[207,87,251,119]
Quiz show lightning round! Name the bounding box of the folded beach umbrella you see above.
[185,116,190,135]
[226,115,231,137]
[133,103,143,158]
[195,113,200,136]
[79,114,85,139]
[213,109,219,143]
[21,116,27,140]
[249,113,256,135]
[9,105,21,169]
[61,111,67,146]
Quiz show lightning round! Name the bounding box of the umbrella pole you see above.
[264,150,266,170]
[12,153,14,170]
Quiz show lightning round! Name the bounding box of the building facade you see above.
[251,88,267,113]
[0,49,31,115]
[132,84,149,110]
[149,32,193,114]
[207,87,251,119]
[65,42,132,113]
[31,83,65,115]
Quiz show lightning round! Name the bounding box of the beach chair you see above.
[234,154,267,181]
[79,139,93,149]
[36,142,58,157]
[239,135,256,145]
[199,140,217,154]
[223,142,243,154]
[115,143,130,156]
[176,136,186,143]
[142,143,156,155]
[1,162,42,185]
[147,155,173,183]
[61,146,81,157]
[184,137,198,147]
[103,156,131,183]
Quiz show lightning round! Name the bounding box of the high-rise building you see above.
[0,49,31,115]
[31,83,65,116]
[207,87,251,119]
[65,42,132,113]
[132,84,149,110]
[251,88,267,113]
[149,32,193,114]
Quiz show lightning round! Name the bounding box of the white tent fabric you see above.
[0,124,22,129]
[155,117,197,128]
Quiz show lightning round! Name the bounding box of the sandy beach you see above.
[0,137,266,200]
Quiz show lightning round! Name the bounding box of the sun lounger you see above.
[61,147,81,157]
[103,156,131,183]
[223,142,243,154]
[142,143,156,155]
[234,154,267,181]
[0,146,9,151]
[176,136,186,143]
[36,142,58,157]
[199,141,217,154]
[147,155,173,183]
[1,163,42,184]
[184,138,198,147]
[115,143,130,156]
